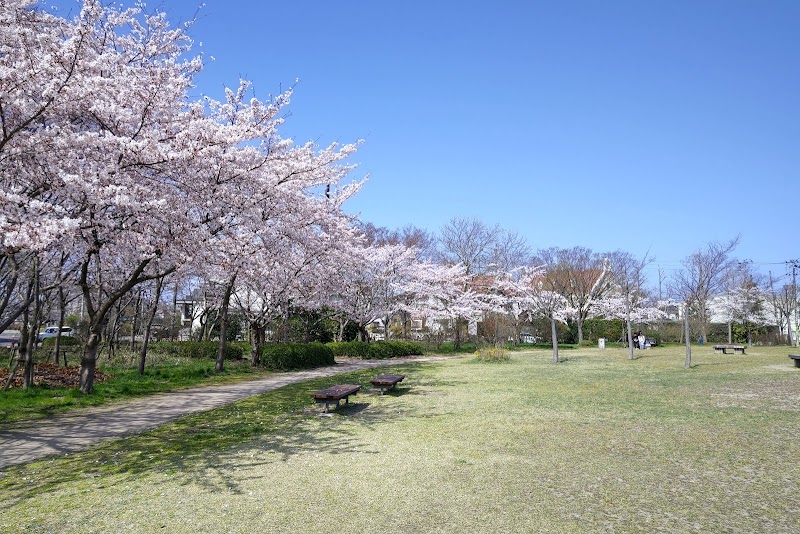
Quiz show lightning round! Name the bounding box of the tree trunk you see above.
[250,321,265,366]
[684,304,692,369]
[215,277,235,373]
[17,310,32,390]
[401,311,410,339]
[138,276,164,375]
[576,318,584,345]
[727,321,732,344]
[550,316,559,363]
[2,344,20,391]
[79,329,102,394]
[54,286,67,364]
[130,289,142,353]
[699,308,708,344]
[170,279,178,342]
[626,318,634,360]
[454,317,462,350]
[23,260,41,389]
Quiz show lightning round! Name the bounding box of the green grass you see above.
[1,345,799,532]
[0,353,273,424]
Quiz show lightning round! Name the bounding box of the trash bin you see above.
[598,338,606,350]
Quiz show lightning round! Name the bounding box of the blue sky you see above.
[47,1,799,286]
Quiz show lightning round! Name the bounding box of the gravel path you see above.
[0,358,443,469]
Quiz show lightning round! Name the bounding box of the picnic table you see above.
[371,374,405,395]
[789,354,800,368]
[713,344,746,355]
[311,384,361,413]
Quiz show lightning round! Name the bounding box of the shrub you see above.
[147,341,244,360]
[40,336,81,347]
[474,345,510,362]
[259,342,334,370]
[326,340,423,359]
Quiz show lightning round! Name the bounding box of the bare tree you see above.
[672,237,740,368]
[437,217,500,275]
[487,229,532,273]
[766,271,796,346]
[359,222,437,260]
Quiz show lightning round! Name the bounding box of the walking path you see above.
[0,357,446,469]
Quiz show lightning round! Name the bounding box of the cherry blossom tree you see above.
[601,250,661,360]
[327,243,417,341]
[501,267,572,363]
[2,1,363,392]
[233,198,360,362]
[401,262,483,348]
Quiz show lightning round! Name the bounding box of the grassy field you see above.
[1,345,798,532]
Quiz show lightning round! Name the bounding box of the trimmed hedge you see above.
[326,340,423,359]
[259,342,334,370]
[148,341,246,360]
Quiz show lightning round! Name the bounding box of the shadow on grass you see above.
[0,362,446,504]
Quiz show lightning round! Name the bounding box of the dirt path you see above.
[0,358,445,469]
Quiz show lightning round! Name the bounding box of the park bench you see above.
[311,384,361,413]
[371,374,405,395]
[789,354,800,368]
[713,345,746,355]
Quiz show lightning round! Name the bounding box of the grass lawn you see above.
[1,345,799,532]
[0,354,274,424]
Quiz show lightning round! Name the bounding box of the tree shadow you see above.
[0,362,446,503]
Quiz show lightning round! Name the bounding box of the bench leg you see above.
[794,359,800,368]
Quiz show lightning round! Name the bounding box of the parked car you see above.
[37,326,73,342]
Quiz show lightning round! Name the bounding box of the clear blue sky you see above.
[47,1,799,286]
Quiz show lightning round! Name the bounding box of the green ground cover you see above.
[0,354,274,424]
[1,345,798,532]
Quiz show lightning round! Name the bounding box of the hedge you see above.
[147,341,246,360]
[259,342,334,370]
[40,336,81,347]
[326,340,423,359]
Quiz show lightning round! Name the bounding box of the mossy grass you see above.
[1,346,799,532]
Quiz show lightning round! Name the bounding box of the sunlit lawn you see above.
[1,345,798,532]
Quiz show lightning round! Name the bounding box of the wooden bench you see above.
[713,345,746,355]
[371,374,405,395]
[789,354,800,368]
[311,384,361,412]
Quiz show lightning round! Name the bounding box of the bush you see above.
[326,340,423,359]
[259,343,334,370]
[147,341,244,360]
[40,336,81,347]
[474,345,510,362]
